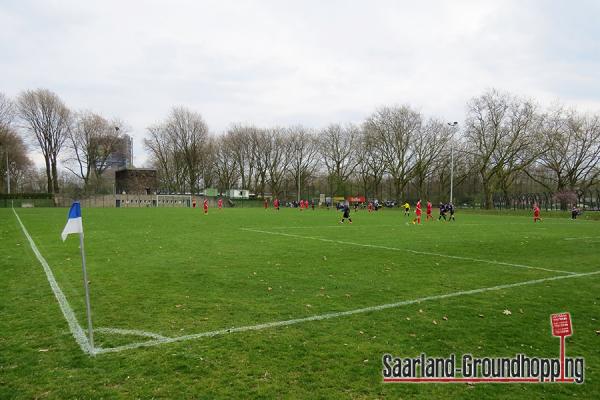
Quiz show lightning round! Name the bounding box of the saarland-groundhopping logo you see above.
[382,312,585,383]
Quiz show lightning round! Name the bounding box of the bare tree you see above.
[0,93,14,130]
[226,124,260,191]
[64,111,124,191]
[198,136,216,190]
[251,128,270,197]
[411,119,453,199]
[464,90,540,208]
[145,123,186,193]
[319,123,360,196]
[527,107,600,207]
[214,135,240,193]
[0,127,32,193]
[162,107,209,194]
[364,105,421,199]
[356,126,386,199]
[266,127,291,197]
[17,89,71,193]
[288,126,319,200]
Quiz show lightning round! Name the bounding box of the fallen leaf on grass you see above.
[595,330,600,335]
[432,320,438,325]
[406,317,411,321]
[175,304,183,308]
[503,309,512,315]
[478,314,484,318]
[267,287,272,291]
[38,349,49,352]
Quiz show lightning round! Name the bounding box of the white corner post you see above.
[78,232,95,351]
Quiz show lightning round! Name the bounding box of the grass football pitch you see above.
[1,206,599,399]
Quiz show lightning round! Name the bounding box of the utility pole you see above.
[447,122,458,204]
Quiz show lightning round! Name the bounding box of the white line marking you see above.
[241,228,578,275]
[564,236,600,241]
[246,224,402,230]
[95,327,169,340]
[95,269,600,354]
[13,208,95,355]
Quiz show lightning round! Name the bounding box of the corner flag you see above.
[61,201,95,351]
[61,202,83,241]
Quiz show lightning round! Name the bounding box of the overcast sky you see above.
[2,0,599,166]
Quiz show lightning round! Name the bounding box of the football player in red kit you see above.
[264,198,269,210]
[533,204,542,222]
[274,198,280,211]
[426,200,433,221]
[217,198,223,210]
[203,199,209,215]
[412,199,422,224]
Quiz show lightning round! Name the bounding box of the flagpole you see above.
[79,232,95,350]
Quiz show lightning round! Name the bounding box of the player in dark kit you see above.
[448,203,455,221]
[571,206,579,219]
[340,203,353,224]
[438,203,447,221]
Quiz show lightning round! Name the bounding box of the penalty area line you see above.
[94,269,600,354]
[240,228,578,275]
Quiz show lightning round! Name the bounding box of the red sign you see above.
[347,196,366,203]
[551,313,572,337]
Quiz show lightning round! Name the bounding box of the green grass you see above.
[1,206,599,399]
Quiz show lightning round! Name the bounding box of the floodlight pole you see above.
[447,122,458,204]
[79,232,95,351]
[297,150,301,202]
[450,145,454,205]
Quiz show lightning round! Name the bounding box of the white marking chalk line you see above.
[564,236,600,241]
[241,228,578,275]
[95,269,600,354]
[13,208,94,355]
[95,327,169,340]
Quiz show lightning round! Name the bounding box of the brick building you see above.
[115,168,158,195]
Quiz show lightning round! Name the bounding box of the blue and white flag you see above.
[61,202,83,241]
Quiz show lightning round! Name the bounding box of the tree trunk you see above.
[45,158,52,193]
[483,185,494,209]
[51,159,60,194]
